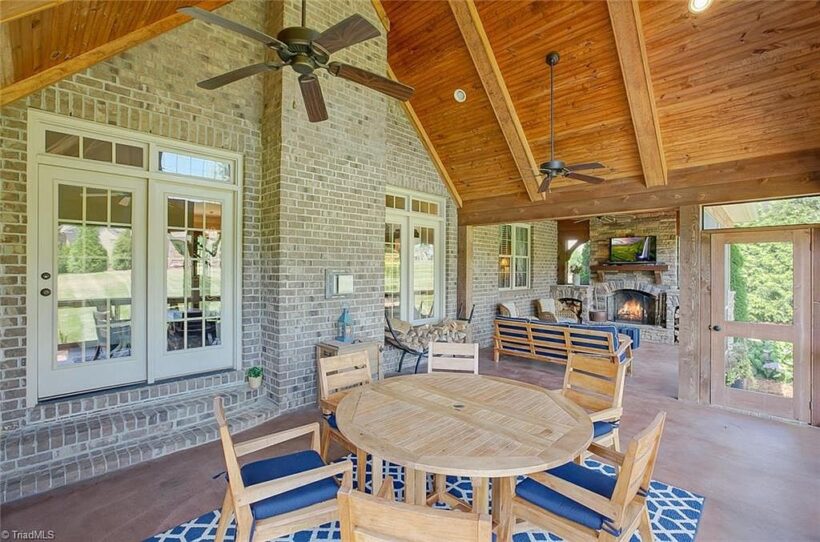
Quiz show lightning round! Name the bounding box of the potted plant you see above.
[570,264,582,285]
[246,366,263,390]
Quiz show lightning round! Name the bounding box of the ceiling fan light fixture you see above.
[688,0,713,14]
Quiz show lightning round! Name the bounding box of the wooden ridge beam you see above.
[388,65,463,208]
[607,0,667,187]
[369,0,390,32]
[448,0,543,202]
[0,0,231,106]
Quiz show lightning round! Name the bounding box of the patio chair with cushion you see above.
[505,412,666,542]
[535,298,559,323]
[316,351,371,487]
[339,476,492,542]
[561,350,627,457]
[212,396,353,542]
[428,341,480,374]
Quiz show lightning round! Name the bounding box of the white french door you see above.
[37,165,147,397]
[148,182,235,379]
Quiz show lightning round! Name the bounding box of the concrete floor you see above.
[2,343,819,541]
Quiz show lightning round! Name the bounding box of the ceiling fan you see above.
[178,0,414,122]
[538,51,607,193]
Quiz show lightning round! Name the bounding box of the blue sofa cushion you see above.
[593,421,618,438]
[240,450,338,520]
[326,413,338,430]
[566,324,620,350]
[516,462,617,532]
[616,325,641,349]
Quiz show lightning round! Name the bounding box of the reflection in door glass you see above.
[413,226,435,320]
[56,186,133,366]
[166,197,223,351]
[725,242,793,324]
[724,337,793,398]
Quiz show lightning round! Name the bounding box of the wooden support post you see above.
[678,205,702,402]
[457,225,474,318]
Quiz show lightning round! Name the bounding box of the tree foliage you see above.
[111,230,132,271]
[66,226,108,273]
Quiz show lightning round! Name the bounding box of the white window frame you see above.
[499,223,531,291]
[385,186,446,325]
[25,109,244,406]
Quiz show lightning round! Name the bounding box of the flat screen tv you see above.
[609,236,657,263]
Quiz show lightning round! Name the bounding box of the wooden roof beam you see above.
[448,0,543,202]
[607,0,667,187]
[0,0,231,106]
[0,0,69,24]
[389,65,463,208]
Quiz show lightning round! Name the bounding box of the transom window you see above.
[384,188,445,324]
[499,224,531,290]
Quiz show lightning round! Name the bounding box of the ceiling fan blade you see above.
[198,63,280,90]
[179,7,291,54]
[538,176,552,193]
[299,74,329,122]
[328,62,414,101]
[565,172,606,184]
[313,14,380,55]
[566,162,605,171]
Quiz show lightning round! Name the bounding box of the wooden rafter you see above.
[369,0,390,32]
[608,0,667,187]
[448,0,543,202]
[389,65,463,208]
[0,0,68,24]
[0,0,231,106]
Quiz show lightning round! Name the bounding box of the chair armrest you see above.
[528,471,618,520]
[234,422,320,457]
[587,443,626,465]
[614,337,632,357]
[238,460,353,506]
[376,476,396,501]
[588,407,622,423]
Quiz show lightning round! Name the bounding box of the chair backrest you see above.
[428,341,479,374]
[562,351,626,414]
[565,325,620,356]
[498,301,518,318]
[610,412,666,521]
[338,480,492,542]
[317,351,372,403]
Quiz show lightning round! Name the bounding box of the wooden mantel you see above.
[590,263,669,285]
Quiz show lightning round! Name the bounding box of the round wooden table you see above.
[335,373,593,529]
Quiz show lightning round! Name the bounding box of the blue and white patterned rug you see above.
[146,455,704,542]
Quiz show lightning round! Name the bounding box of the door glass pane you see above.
[725,242,793,324]
[413,225,435,320]
[45,130,79,157]
[83,138,113,162]
[385,222,401,319]
[166,197,223,351]
[56,186,133,366]
[724,337,793,398]
[116,143,144,167]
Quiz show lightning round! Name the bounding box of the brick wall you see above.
[470,221,558,346]
[0,0,267,426]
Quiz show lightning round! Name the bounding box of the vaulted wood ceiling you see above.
[1,0,818,225]
[382,0,820,224]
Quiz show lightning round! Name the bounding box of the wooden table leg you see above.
[471,477,489,515]
[494,477,515,542]
[370,455,383,495]
[404,468,427,505]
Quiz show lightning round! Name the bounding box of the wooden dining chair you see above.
[427,341,480,374]
[561,351,628,456]
[339,476,493,542]
[503,412,666,542]
[317,351,372,487]
[212,396,353,542]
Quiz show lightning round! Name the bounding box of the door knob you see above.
[40,288,51,297]
[709,324,722,332]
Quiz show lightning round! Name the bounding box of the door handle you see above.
[709,324,722,332]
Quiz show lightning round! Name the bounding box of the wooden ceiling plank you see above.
[448,0,543,202]
[388,63,463,208]
[0,0,68,24]
[0,0,231,106]
[607,0,667,188]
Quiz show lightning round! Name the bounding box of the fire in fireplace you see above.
[611,289,658,326]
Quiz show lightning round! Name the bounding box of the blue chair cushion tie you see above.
[326,413,339,430]
[516,461,619,534]
[240,450,338,520]
[592,420,619,438]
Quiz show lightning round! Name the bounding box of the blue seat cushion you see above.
[616,325,641,349]
[516,462,617,531]
[593,420,618,438]
[240,450,338,520]
[326,413,338,430]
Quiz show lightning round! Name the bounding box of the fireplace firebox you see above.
[609,289,659,326]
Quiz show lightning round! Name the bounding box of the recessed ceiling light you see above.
[688,0,713,13]
[453,89,467,103]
